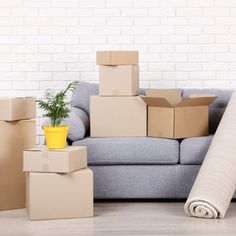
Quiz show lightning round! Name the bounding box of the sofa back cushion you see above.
[71,82,99,115]
[71,82,233,134]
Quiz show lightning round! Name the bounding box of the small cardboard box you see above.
[99,65,139,96]
[26,168,93,220]
[90,96,146,137]
[23,146,87,173]
[96,51,138,65]
[0,120,36,211]
[141,89,217,139]
[0,97,36,121]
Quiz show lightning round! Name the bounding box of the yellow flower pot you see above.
[43,125,69,149]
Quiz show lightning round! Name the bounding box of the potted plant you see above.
[37,81,78,149]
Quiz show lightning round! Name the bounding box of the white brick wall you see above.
[1,0,236,143]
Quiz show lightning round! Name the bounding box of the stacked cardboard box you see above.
[0,97,36,211]
[23,146,93,220]
[91,51,217,139]
[91,51,147,137]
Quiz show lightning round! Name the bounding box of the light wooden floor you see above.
[1,202,236,236]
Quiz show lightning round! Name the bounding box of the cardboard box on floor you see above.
[96,51,138,65]
[0,120,36,211]
[90,96,146,137]
[26,168,93,220]
[23,146,87,173]
[141,89,218,139]
[99,65,139,96]
[0,97,36,121]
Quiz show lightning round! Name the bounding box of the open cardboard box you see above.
[141,89,218,139]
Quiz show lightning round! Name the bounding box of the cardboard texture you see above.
[90,96,147,137]
[141,89,218,139]
[96,51,138,65]
[0,120,36,211]
[99,65,139,96]
[23,146,87,173]
[145,89,182,106]
[26,168,93,220]
[0,97,36,121]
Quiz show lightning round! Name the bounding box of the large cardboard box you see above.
[141,89,217,139]
[26,168,93,220]
[99,65,139,96]
[23,146,87,173]
[96,51,138,65]
[0,120,36,211]
[0,97,36,121]
[90,96,146,137]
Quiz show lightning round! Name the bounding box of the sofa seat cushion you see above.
[180,135,213,164]
[72,137,179,165]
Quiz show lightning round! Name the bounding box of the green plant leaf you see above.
[37,81,79,127]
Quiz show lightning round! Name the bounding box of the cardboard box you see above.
[99,65,139,96]
[90,96,146,137]
[0,97,36,121]
[26,168,93,220]
[23,146,87,173]
[0,120,36,211]
[96,51,138,65]
[141,89,217,139]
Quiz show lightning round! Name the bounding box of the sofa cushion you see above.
[180,135,213,164]
[72,137,179,165]
[71,82,99,115]
[90,165,178,199]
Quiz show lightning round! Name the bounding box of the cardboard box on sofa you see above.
[90,96,147,137]
[0,120,36,211]
[23,146,87,173]
[141,89,217,139]
[99,65,139,96]
[0,97,36,121]
[96,51,138,65]
[26,168,93,220]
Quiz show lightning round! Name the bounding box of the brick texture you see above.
[0,0,236,143]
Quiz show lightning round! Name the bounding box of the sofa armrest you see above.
[43,106,89,142]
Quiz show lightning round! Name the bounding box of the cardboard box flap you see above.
[176,96,218,107]
[141,96,172,107]
[188,94,218,98]
[145,89,182,106]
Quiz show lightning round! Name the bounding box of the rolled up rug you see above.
[185,91,236,219]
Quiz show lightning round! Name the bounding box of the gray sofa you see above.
[67,82,233,199]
